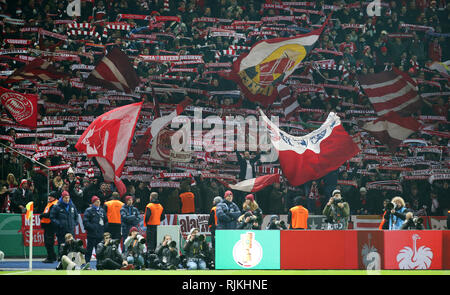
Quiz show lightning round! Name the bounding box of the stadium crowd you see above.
[0,0,448,226]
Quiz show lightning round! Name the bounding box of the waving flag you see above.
[4,58,69,83]
[361,111,421,151]
[228,173,280,192]
[85,47,140,93]
[223,17,329,107]
[0,87,38,128]
[358,67,421,116]
[75,102,143,196]
[260,109,360,186]
[133,97,192,160]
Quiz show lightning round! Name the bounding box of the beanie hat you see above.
[245,194,255,202]
[125,195,133,202]
[129,227,138,234]
[213,196,222,205]
[61,190,70,197]
[91,196,100,204]
[20,179,28,187]
[189,227,199,235]
[224,190,233,197]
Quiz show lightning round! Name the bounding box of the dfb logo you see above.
[366,0,381,17]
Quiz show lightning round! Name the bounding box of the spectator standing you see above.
[50,191,79,253]
[82,196,107,268]
[120,196,141,241]
[216,190,241,229]
[10,179,33,213]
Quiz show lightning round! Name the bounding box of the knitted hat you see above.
[125,195,133,202]
[91,196,100,204]
[245,194,255,202]
[129,227,138,234]
[224,190,233,197]
[20,179,28,187]
[61,190,70,197]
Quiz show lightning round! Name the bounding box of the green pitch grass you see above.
[1,269,449,275]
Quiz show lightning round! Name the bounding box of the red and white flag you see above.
[75,102,143,196]
[278,84,299,118]
[0,87,38,128]
[133,97,192,159]
[358,67,421,116]
[260,109,360,186]
[5,58,70,83]
[85,47,140,93]
[228,173,280,192]
[361,111,421,151]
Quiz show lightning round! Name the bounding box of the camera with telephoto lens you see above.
[138,235,146,244]
[168,240,177,249]
[385,202,394,211]
[76,239,84,247]
[198,234,205,242]
[274,220,285,227]
[333,198,343,204]
[413,217,424,225]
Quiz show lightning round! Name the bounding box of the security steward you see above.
[288,197,309,230]
[144,192,165,253]
[40,191,59,263]
[208,196,222,250]
[179,187,195,214]
[104,192,124,241]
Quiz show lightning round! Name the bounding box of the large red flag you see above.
[0,87,38,128]
[75,102,143,196]
[260,109,360,186]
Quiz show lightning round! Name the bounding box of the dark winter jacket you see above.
[216,200,241,229]
[120,204,141,237]
[50,198,79,237]
[83,205,108,239]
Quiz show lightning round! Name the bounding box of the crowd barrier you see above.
[215,230,450,270]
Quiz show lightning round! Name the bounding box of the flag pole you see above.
[29,210,33,271]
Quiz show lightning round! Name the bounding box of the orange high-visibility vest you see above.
[209,206,217,228]
[289,205,309,229]
[179,192,195,214]
[104,199,124,224]
[145,202,164,226]
[41,200,58,224]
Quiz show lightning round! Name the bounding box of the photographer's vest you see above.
[104,199,124,224]
[41,199,58,224]
[289,205,308,229]
[145,202,164,226]
[179,192,195,213]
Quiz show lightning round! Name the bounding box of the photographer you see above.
[123,227,146,270]
[56,233,87,271]
[387,196,411,230]
[266,215,288,230]
[237,211,260,230]
[154,235,181,270]
[400,212,424,230]
[323,190,350,230]
[96,232,131,270]
[183,228,210,270]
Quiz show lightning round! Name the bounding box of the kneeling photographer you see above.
[123,227,146,270]
[151,235,181,270]
[56,233,88,270]
[96,232,131,270]
[237,211,260,230]
[183,228,211,270]
[266,215,287,230]
[400,212,424,230]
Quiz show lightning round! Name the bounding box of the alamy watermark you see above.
[169,107,280,161]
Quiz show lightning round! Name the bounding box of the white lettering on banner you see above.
[178,214,211,238]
